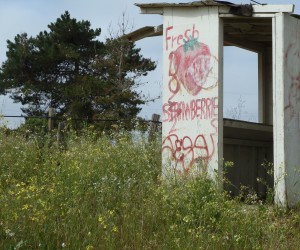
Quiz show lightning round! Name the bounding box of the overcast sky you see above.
[0,0,299,127]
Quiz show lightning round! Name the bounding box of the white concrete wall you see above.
[274,13,300,207]
[161,6,223,180]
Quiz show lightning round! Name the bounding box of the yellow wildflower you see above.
[22,204,29,210]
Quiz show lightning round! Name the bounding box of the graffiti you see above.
[165,24,199,51]
[168,40,216,97]
[163,23,219,173]
[284,41,300,122]
[284,78,300,121]
[162,119,217,173]
[163,97,218,122]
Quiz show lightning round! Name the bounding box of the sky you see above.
[0,0,299,127]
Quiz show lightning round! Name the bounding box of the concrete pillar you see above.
[161,6,223,183]
[273,13,300,207]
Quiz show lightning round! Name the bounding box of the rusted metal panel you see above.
[161,6,223,181]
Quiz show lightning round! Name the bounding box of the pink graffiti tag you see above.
[162,133,215,174]
[162,118,218,173]
[163,97,218,123]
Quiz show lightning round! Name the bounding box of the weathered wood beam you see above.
[224,34,266,53]
[139,7,163,15]
[122,25,163,42]
[230,34,272,42]
[223,17,272,24]
[252,4,294,14]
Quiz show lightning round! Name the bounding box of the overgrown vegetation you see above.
[1,126,300,249]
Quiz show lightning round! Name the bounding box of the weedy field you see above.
[1,126,300,249]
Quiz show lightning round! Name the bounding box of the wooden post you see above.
[48,107,54,133]
[57,121,66,148]
[148,113,160,142]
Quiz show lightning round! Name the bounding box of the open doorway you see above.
[223,46,258,122]
[222,17,274,199]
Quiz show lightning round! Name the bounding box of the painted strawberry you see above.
[168,38,212,96]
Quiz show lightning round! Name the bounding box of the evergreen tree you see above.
[0,11,156,128]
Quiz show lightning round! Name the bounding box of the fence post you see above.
[148,113,160,142]
[57,121,66,148]
[48,107,54,132]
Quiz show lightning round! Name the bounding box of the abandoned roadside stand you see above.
[127,1,300,207]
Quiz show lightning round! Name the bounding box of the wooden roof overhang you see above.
[124,1,295,53]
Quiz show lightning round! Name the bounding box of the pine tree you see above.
[0,11,156,128]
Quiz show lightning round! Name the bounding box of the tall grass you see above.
[0,126,300,249]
